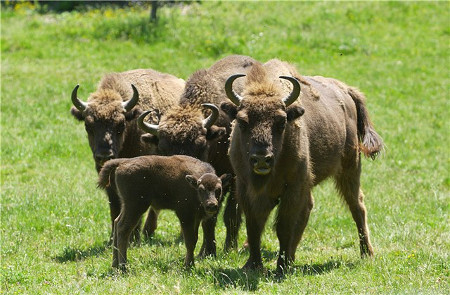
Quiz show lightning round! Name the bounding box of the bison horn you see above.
[71,84,88,111]
[279,76,301,107]
[201,103,220,129]
[137,110,159,136]
[225,74,245,106]
[122,84,140,112]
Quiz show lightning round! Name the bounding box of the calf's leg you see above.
[198,215,217,257]
[180,218,200,268]
[114,209,144,270]
[142,208,159,239]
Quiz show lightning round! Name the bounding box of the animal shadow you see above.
[54,241,109,263]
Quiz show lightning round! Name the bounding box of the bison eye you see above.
[215,188,222,199]
[84,122,94,134]
[274,116,287,131]
[116,122,125,134]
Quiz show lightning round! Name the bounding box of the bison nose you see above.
[205,202,219,214]
[250,153,273,175]
[250,153,274,167]
[94,151,114,164]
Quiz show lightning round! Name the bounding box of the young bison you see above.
[97,155,232,269]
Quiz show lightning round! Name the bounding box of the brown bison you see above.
[70,69,185,240]
[97,155,232,269]
[220,59,384,273]
[138,55,259,255]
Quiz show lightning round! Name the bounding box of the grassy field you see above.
[1,1,448,294]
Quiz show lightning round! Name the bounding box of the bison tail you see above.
[348,87,384,160]
[97,159,126,189]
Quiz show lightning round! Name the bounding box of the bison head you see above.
[138,103,226,161]
[186,173,232,216]
[221,74,305,178]
[70,84,141,171]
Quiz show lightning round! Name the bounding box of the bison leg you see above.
[142,208,159,239]
[106,186,142,244]
[223,186,242,251]
[335,162,374,257]
[114,208,144,270]
[198,215,217,257]
[180,217,200,268]
[275,188,314,274]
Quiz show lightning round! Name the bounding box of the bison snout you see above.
[94,151,114,164]
[250,153,274,175]
[204,201,219,215]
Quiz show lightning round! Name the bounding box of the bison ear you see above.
[286,105,305,122]
[125,108,143,121]
[206,126,227,141]
[220,101,238,120]
[185,175,199,188]
[140,133,159,145]
[220,173,233,189]
[70,106,84,121]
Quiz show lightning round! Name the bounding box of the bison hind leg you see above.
[334,167,374,257]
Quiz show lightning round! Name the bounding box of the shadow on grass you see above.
[54,241,109,263]
[210,258,355,291]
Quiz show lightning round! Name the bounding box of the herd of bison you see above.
[70,55,383,273]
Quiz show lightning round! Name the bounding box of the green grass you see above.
[1,1,448,294]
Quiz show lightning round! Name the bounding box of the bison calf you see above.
[97,155,232,269]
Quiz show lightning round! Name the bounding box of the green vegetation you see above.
[1,2,448,294]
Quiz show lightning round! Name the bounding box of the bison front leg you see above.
[142,208,160,239]
[223,185,242,251]
[180,218,200,268]
[198,215,217,257]
[275,188,314,274]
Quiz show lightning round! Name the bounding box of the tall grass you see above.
[1,2,448,294]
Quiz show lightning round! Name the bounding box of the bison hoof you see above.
[242,259,263,271]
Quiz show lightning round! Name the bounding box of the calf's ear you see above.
[206,126,227,140]
[70,106,84,121]
[220,101,238,120]
[220,173,233,189]
[286,105,305,122]
[185,175,199,188]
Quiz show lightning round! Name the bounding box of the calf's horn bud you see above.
[225,74,245,105]
[279,76,301,107]
[71,84,88,111]
[201,103,219,129]
[122,84,140,112]
[138,110,159,136]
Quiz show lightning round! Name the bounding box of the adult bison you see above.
[138,55,259,255]
[70,69,185,240]
[220,59,384,273]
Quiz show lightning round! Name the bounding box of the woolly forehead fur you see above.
[239,63,287,113]
[159,104,205,141]
[85,89,126,121]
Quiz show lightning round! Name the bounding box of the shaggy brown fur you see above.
[70,69,185,241]
[97,155,231,269]
[139,55,259,255]
[221,59,383,273]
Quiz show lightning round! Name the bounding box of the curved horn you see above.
[122,84,140,112]
[279,76,301,107]
[201,103,220,129]
[137,110,159,136]
[225,74,245,105]
[71,84,88,111]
